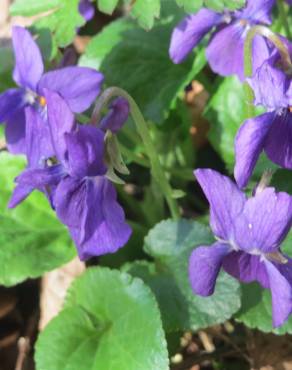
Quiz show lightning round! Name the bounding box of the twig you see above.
[198,331,215,353]
[15,337,30,370]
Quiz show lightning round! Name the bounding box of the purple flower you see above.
[0,26,103,156]
[235,44,292,188]
[235,110,292,188]
[79,0,95,22]
[189,169,292,327]
[9,91,131,260]
[100,97,130,133]
[248,42,292,111]
[169,0,275,80]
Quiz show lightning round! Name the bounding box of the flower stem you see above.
[243,29,256,119]
[92,87,180,219]
[277,0,291,39]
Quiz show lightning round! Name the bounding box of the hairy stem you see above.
[277,0,291,39]
[92,87,180,219]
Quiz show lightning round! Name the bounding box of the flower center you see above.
[24,89,37,105]
[222,12,232,24]
[239,19,249,26]
[38,96,47,107]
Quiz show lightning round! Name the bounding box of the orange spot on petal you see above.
[39,96,46,107]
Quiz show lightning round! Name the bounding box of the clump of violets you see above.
[169,0,275,80]
[189,169,292,327]
[235,39,292,188]
[9,91,131,260]
[0,26,132,260]
[0,27,103,156]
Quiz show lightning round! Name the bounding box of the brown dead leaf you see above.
[39,257,85,330]
[185,81,210,148]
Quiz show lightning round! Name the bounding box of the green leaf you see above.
[131,0,161,29]
[10,0,60,16]
[270,169,292,194]
[0,45,14,94]
[235,283,292,335]
[123,219,241,332]
[79,19,135,70]
[35,267,169,370]
[235,232,292,334]
[11,0,246,34]
[0,152,75,286]
[10,0,84,48]
[176,0,203,13]
[205,77,245,169]
[204,0,245,11]
[97,0,119,14]
[80,18,206,123]
[36,0,84,47]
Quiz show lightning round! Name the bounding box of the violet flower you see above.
[169,0,275,80]
[79,0,95,22]
[100,97,130,133]
[235,44,292,188]
[190,169,292,327]
[9,91,131,260]
[0,26,103,156]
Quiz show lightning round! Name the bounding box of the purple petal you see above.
[79,0,95,22]
[8,184,34,208]
[234,188,292,253]
[264,110,292,169]
[25,106,54,167]
[38,66,104,113]
[75,177,132,260]
[250,34,273,81]
[14,165,64,189]
[65,125,107,178]
[189,242,230,296]
[234,112,273,188]
[54,177,85,228]
[54,176,131,259]
[235,0,275,24]
[206,23,245,80]
[100,97,130,133]
[207,23,270,81]
[222,251,269,288]
[5,110,26,154]
[169,9,222,64]
[9,164,64,208]
[12,26,44,91]
[248,56,291,110]
[45,90,75,163]
[194,169,246,240]
[264,259,292,327]
[0,88,25,122]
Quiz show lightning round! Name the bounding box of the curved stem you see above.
[92,87,180,219]
[277,0,291,39]
[244,25,292,118]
